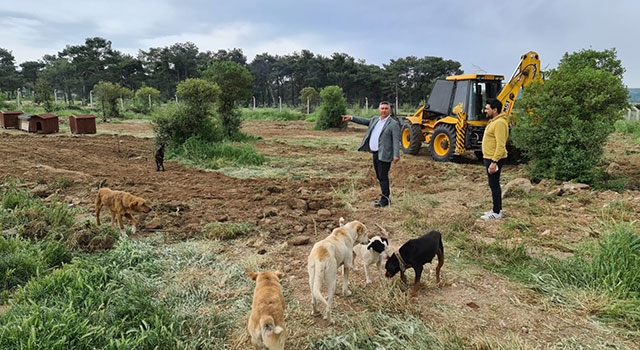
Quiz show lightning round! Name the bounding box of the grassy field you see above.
[0,106,639,349]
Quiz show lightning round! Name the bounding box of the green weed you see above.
[171,136,266,169]
[312,311,441,349]
[202,221,255,240]
[241,107,303,121]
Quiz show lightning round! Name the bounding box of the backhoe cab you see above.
[400,51,541,162]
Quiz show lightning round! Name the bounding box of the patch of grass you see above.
[598,200,638,222]
[501,218,534,235]
[311,311,441,349]
[170,136,266,169]
[0,182,76,241]
[202,221,255,240]
[614,119,640,139]
[0,239,230,349]
[0,235,62,296]
[241,107,303,121]
[52,176,74,189]
[464,220,640,330]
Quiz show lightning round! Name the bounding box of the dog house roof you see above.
[17,113,34,120]
[36,113,58,119]
[70,114,96,119]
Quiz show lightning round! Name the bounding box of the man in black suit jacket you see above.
[342,101,400,207]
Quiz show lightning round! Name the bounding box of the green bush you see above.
[511,49,629,183]
[134,86,161,114]
[152,103,223,147]
[152,79,222,149]
[315,85,347,130]
[93,81,133,119]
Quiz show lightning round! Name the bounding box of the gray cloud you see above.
[2,0,639,86]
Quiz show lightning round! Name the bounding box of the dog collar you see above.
[394,251,408,272]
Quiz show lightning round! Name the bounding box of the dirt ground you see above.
[1,118,639,348]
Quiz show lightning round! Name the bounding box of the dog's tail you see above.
[435,233,445,285]
[260,315,284,348]
[95,189,103,226]
[309,259,328,310]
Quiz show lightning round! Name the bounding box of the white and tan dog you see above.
[247,270,286,350]
[307,218,368,323]
[353,235,390,284]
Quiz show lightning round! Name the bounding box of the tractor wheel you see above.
[400,121,423,155]
[429,124,456,162]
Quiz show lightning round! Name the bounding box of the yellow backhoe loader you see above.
[400,51,542,161]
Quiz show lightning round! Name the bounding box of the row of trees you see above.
[0,37,462,108]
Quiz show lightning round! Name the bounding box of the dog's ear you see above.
[247,272,258,281]
[369,240,385,254]
[381,237,389,245]
[357,222,367,237]
[274,271,284,280]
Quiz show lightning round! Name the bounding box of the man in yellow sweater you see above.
[481,98,508,220]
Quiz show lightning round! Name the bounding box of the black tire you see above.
[400,122,423,155]
[429,124,456,162]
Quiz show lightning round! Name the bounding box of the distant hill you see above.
[629,88,640,103]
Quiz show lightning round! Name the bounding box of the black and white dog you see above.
[353,235,389,284]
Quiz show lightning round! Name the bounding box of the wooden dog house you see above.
[18,113,59,134]
[0,110,23,128]
[69,114,96,134]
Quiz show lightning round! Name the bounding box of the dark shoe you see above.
[374,200,389,208]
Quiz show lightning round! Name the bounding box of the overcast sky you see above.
[2,0,639,87]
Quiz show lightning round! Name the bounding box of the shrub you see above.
[134,86,161,114]
[93,81,133,120]
[203,61,253,138]
[299,87,320,113]
[315,85,347,130]
[152,103,223,148]
[511,49,629,183]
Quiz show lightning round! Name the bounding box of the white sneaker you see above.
[481,210,503,220]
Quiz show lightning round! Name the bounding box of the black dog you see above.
[385,230,444,296]
[154,143,165,171]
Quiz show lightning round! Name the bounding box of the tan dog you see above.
[307,219,368,323]
[247,270,286,350]
[95,187,152,233]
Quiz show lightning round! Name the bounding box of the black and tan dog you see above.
[384,230,444,297]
